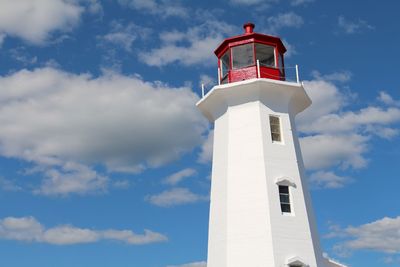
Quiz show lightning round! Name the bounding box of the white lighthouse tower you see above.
[197,23,344,267]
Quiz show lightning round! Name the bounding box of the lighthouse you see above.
[196,23,345,267]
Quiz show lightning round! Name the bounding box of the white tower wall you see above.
[197,78,326,267]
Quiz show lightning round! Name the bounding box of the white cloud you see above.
[118,0,156,10]
[117,0,188,18]
[301,106,400,135]
[338,16,374,34]
[198,130,213,163]
[0,67,208,195]
[199,74,216,90]
[42,225,99,245]
[100,21,151,52]
[311,70,352,83]
[298,81,400,146]
[297,80,400,186]
[0,33,5,47]
[282,39,297,58]
[230,0,264,4]
[102,30,136,52]
[112,179,131,189]
[146,187,208,207]
[159,30,186,44]
[295,80,370,173]
[0,216,167,245]
[0,177,22,192]
[291,0,315,6]
[102,229,167,245]
[229,0,279,10]
[383,256,400,264]
[308,171,352,189]
[297,80,345,127]
[300,134,369,170]
[0,0,82,44]
[266,12,304,33]
[327,216,400,254]
[166,261,207,267]
[140,21,236,67]
[0,216,43,242]
[83,0,103,14]
[34,162,109,196]
[163,168,197,185]
[9,47,38,66]
[378,91,400,107]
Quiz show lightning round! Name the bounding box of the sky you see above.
[0,0,399,266]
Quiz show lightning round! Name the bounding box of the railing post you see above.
[256,60,261,78]
[295,64,300,83]
[217,67,221,85]
[201,83,205,98]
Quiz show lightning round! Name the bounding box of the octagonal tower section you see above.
[216,22,287,84]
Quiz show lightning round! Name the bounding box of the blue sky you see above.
[0,0,399,266]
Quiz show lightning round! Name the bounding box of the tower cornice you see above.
[196,78,311,122]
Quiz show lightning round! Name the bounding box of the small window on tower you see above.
[269,115,282,142]
[279,185,291,213]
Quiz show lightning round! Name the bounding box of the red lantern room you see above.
[215,22,287,84]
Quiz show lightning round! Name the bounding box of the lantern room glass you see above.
[255,43,275,68]
[220,50,230,78]
[278,52,284,73]
[232,43,254,69]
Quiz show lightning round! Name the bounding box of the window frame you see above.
[279,185,292,214]
[255,43,277,68]
[219,49,231,83]
[269,115,283,143]
[231,43,255,69]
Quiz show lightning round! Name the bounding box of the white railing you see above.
[256,64,301,83]
[217,67,221,85]
[201,64,301,98]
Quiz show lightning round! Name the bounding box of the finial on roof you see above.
[243,22,255,34]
